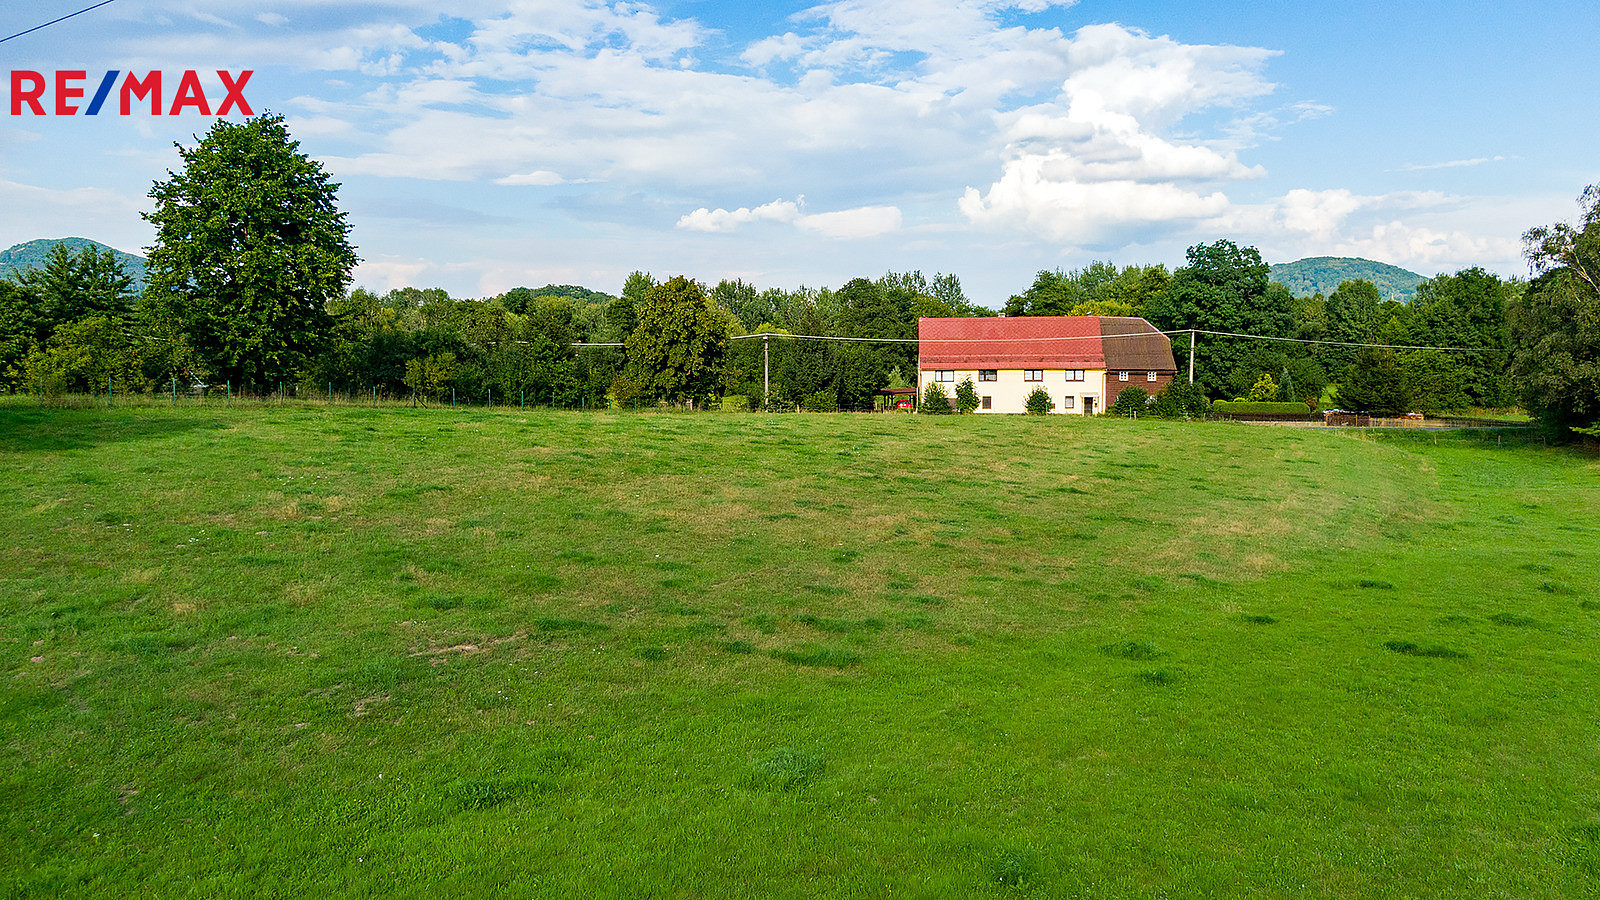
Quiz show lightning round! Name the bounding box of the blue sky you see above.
[3,0,1596,306]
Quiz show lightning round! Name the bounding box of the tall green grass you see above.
[1,406,1596,897]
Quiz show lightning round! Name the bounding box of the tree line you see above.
[1,114,1596,438]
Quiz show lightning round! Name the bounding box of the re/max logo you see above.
[8,70,253,116]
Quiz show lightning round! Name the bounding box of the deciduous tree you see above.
[143,113,358,392]
[625,276,729,405]
[1511,185,1600,437]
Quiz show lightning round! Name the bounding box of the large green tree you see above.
[1511,185,1600,438]
[1409,268,1517,408]
[143,113,358,392]
[1146,240,1292,397]
[625,276,729,405]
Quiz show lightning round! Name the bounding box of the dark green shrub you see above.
[1108,386,1149,417]
[1024,387,1054,415]
[801,390,838,412]
[955,377,980,414]
[1150,381,1210,418]
[921,382,953,414]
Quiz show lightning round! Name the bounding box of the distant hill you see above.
[0,238,148,291]
[1270,257,1427,304]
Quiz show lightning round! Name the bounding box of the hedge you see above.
[1210,401,1317,416]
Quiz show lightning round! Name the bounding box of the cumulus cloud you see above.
[796,205,902,238]
[677,198,900,239]
[960,23,1273,245]
[677,199,804,232]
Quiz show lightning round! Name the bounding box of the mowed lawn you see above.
[2,405,1597,898]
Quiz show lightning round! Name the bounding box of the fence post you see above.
[171,376,177,406]
[452,388,456,407]
[227,380,231,404]
[487,387,491,409]
[108,377,113,408]
[520,388,525,408]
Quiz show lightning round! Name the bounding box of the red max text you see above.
[8,70,253,116]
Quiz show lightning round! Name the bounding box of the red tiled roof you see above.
[917,316,1177,372]
[917,316,1105,370]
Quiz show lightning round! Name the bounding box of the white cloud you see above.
[1332,221,1521,273]
[796,205,902,238]
[677,198,900,239]
[0,179,149,254]
[960,24,1273,245]
[1398,155,1509,172]
[961,165,1228,244]
[677,199,804,232]
[256,12,289,27]
[495,171,570,186]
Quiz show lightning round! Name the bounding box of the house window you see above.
[979,370,997,382]
[1024,370,1043,382]
[981,396,991,410]
[1147,371,1158,382]
[1118,371,1129,381]
[936,370,954,382]
[1065,369,1084,381]
[1062,396,1075,410]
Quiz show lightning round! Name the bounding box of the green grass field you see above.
[2,406,1597,897]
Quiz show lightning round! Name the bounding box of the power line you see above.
[0,0,121,44]
[1170,328,1504,354]
[728,329,1501,354]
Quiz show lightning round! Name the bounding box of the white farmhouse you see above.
[917,316,1178,414]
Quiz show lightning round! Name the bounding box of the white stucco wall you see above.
[918,369,1107,414]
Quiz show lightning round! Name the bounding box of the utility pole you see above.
[1188,330,1196,384]
[763,335,770,408]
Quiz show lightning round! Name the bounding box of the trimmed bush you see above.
[1024,387,1054,415]
[921,382,953,414]
[1211,400,1316,417]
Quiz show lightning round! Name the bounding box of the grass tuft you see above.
[1489,612,1542,628]
[1240,614,1277,625]
[771,645,860,668]
[749,748,825,791]
[449,777,532,810]
[1385,640,1468,659]
[986,846,1039,887]
[633,645,669,661]
[1104,640,1163,660]
[534,617,609,634]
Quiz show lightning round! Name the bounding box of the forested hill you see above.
[1270,257,1427,303]
[0,238,148,291]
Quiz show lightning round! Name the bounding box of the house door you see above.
[1083,396,1095,415]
